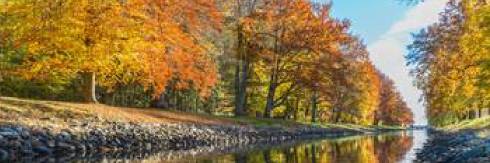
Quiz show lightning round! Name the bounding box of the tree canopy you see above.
[407,0,489,126]
[0,0,415,126]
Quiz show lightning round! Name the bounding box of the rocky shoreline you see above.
[416,130,490,163]
[0,121,358,162]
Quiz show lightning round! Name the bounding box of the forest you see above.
[407,0,489,126]
[0,0,428,127]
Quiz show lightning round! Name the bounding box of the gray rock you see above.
[21,149,33,155]
[31,140,44,150]
[450,147,486,163]
[0,131,19,138]
[13,127,25,134]
[0,128,16,133]
[33,146,52,155]
[76,144,86,151]
[20,131,30,139]
[57,131,72,142]
[56,142,76,151]
[46,140,55,148]
[0,121,357,161]
[31,128,47,137]
[145,143,152,151]
[7,140,22,149]
[0,149,8,160]
[0,140,7,148]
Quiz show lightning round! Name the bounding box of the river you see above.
[90,130,429,163]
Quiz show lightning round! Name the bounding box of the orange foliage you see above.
[118,0,222,97]
[376,73,414,125]
[0,0,222,98]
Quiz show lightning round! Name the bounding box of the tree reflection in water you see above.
[195,132,414,163]
[83,132,415,163]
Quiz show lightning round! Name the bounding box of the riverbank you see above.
[416,117,490,163]
[0,121,359,162]
[0,96,405,161]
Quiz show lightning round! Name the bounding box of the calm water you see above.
[97,130,428,163]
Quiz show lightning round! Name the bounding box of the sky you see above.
[313,0,450,125]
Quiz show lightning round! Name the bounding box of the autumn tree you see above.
[1,0,127,103]
[0,0,416,127]
[376,73,414,126]
[0,0,221,103]
[242,0,350,118]
[459,0,490,116]
[135,0,221,107]
[324,38,383,125]
[223,0,263,116]
[332,61,382,125]
[407,0,489,126]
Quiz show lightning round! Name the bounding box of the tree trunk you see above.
[330,98,340,123]
[151,93,169,108]
[311,91,318,123]
[469,110,476,119]
[334,107,341,123]
[234,22,250,117]
[264,52,279,118]
[237,58,249,115]
[176,91,183,110]
[234,59,249,116]
[81,72,98,103]
[264,81,277,118]
[294,98,299,121]
[331,105,341,123]
[234,61,242,114]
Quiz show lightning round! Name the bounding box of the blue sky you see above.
[329,0,410,44]
[313,0,450,125]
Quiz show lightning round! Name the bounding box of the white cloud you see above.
[387,0,448,35]
[367,0,450,125]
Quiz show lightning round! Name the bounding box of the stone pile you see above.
[416,130,490,163]
[0,122,354,162]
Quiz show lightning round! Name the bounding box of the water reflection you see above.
[401,130,429,163]
[118,131,426,163]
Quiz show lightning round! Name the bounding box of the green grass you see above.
[222,116,308,128]
[441,117,490,131]
[313,123,406,132]
[205,115,409,133]
[220,115,408,132]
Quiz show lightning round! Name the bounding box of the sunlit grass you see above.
[441,116,490,131]
[222,116,303,127]
[0,96,408,133]
[220,116,407,132]
[314,123,406,133]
